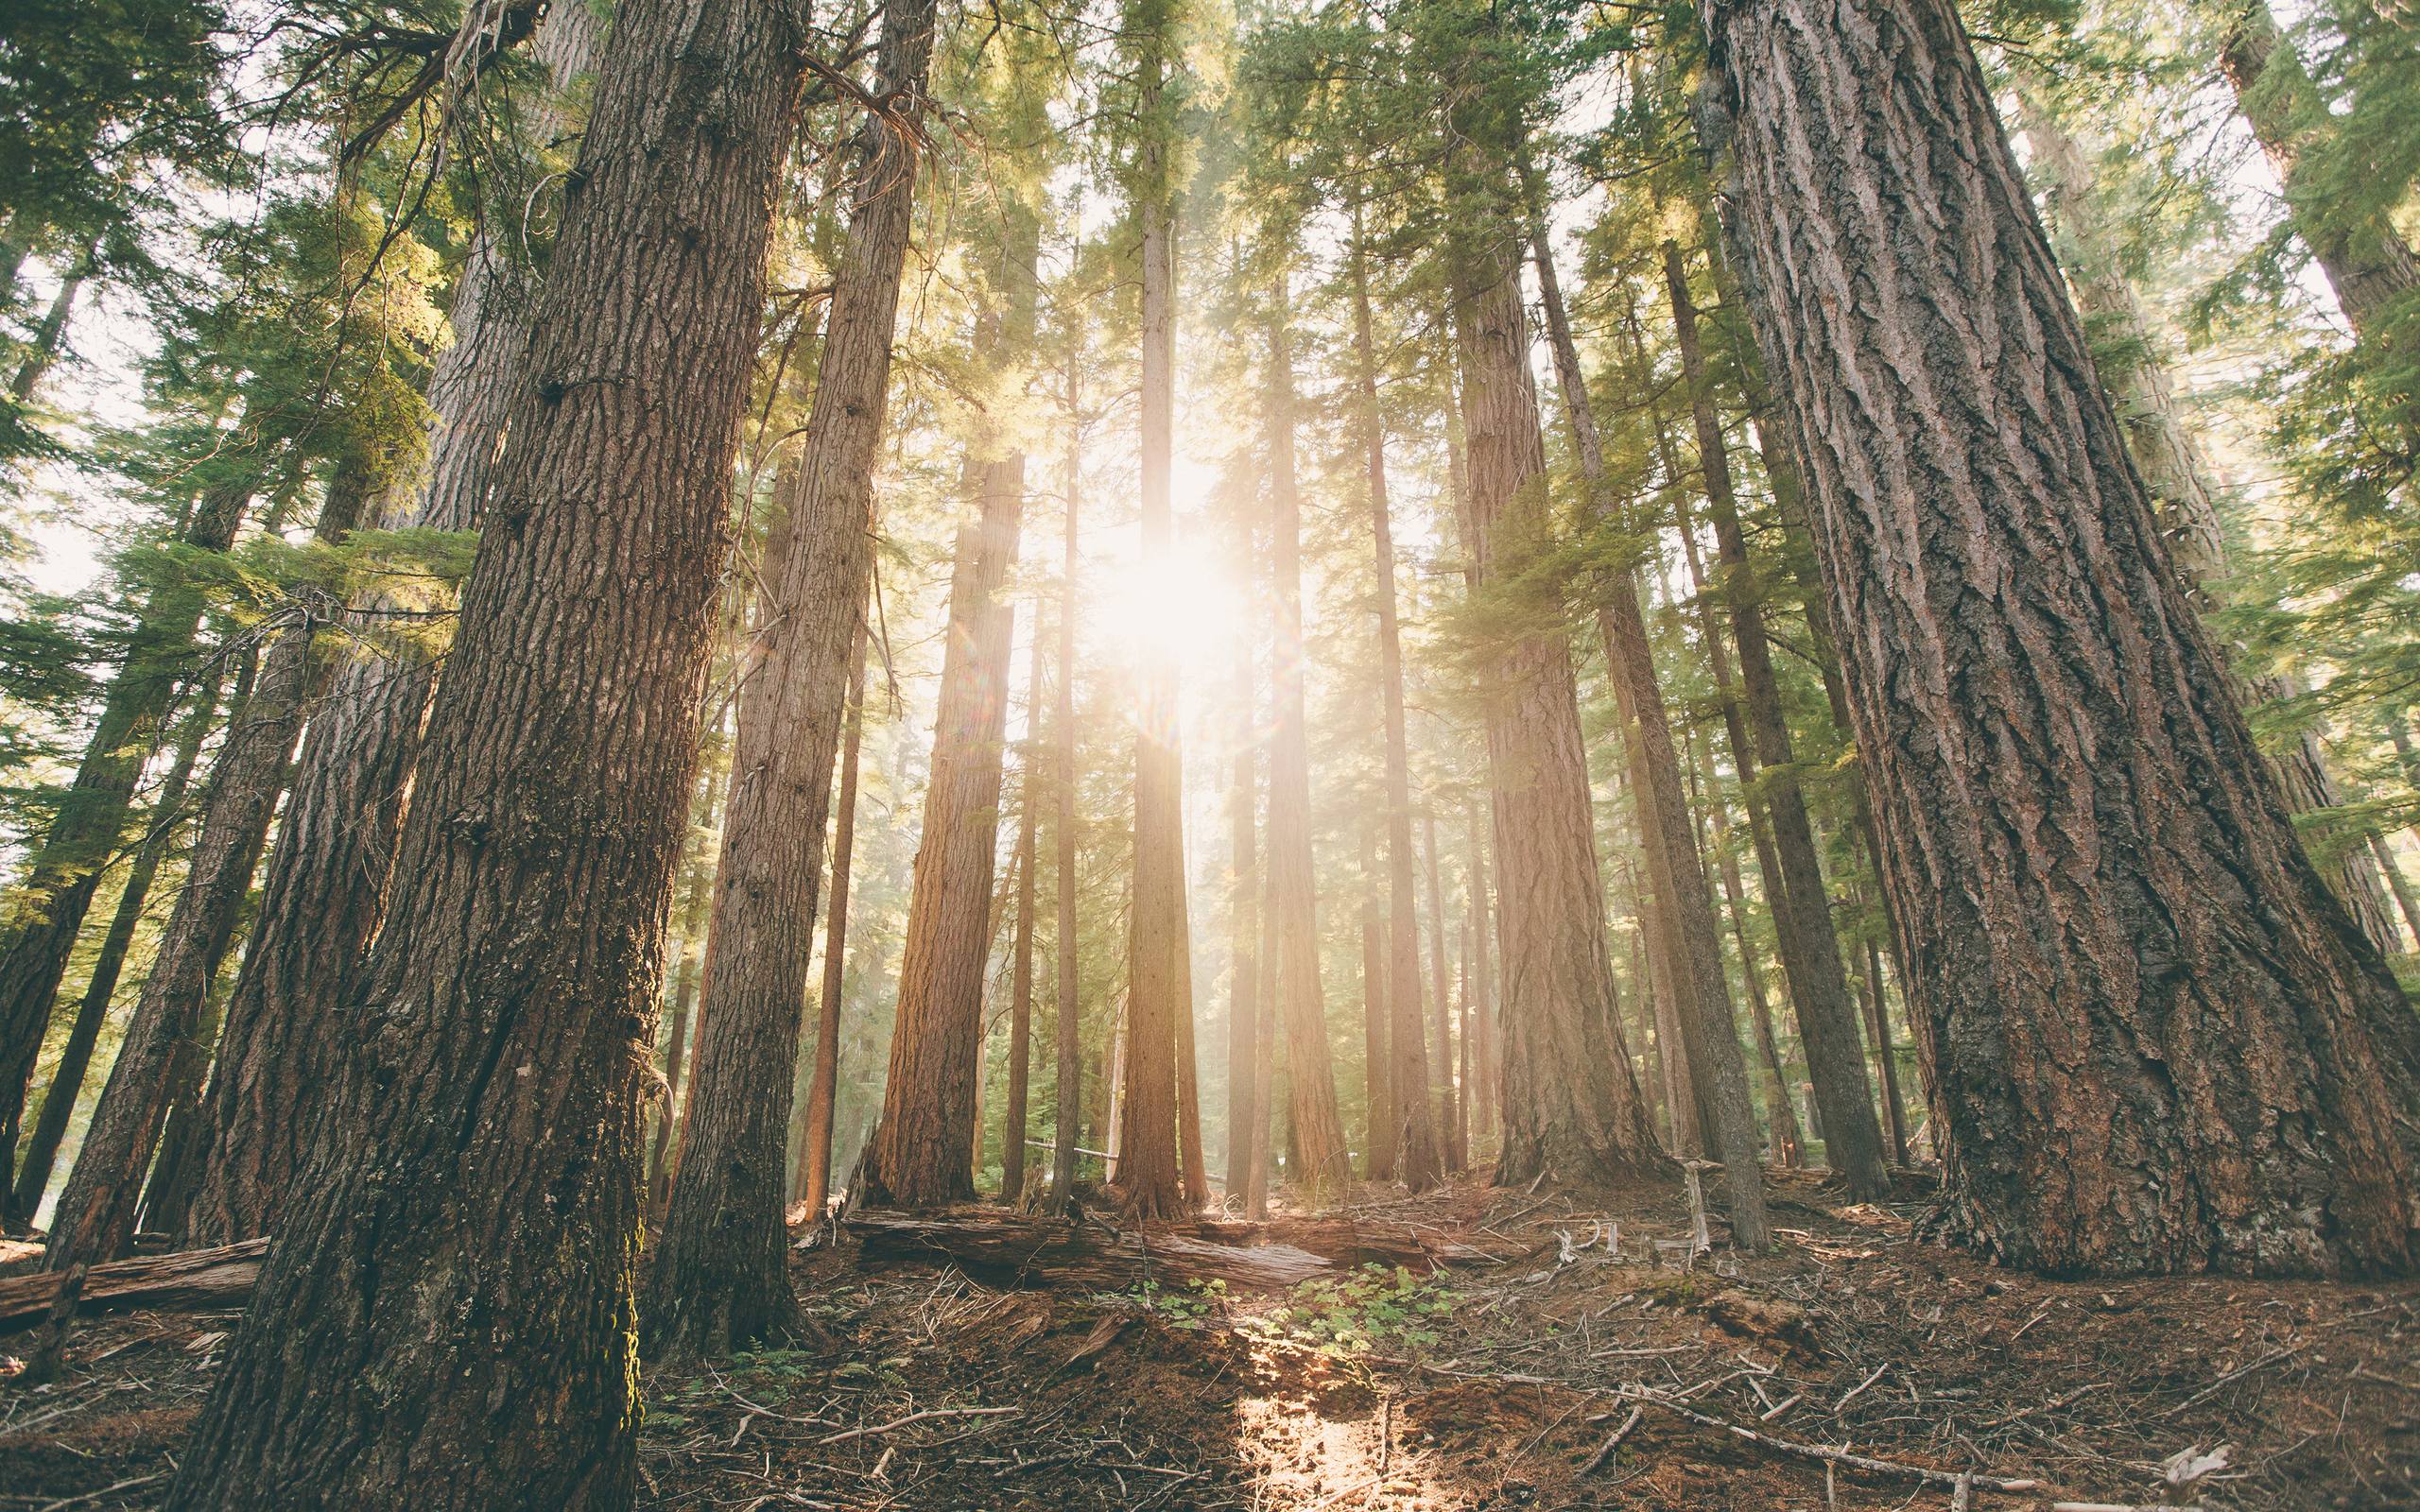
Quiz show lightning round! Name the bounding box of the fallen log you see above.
[847,1211,1340,1290]
[0,1238,266,1334]
[1190,1216,1491,1269]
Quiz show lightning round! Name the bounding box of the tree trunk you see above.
[1526,195,1766,1245]
[2013,80,2405,956]
[177,8,606,1250]
[1705,0,2420,1274]
[1262,282,1353,1202]
[2217,4,2420,348]
[1117,26,1190,1221]
[9,248,87,402]
[649,750,729,1218]
[0,474,253,1226]
[1452,214,1663,1189]
[644,0,932,1358]
[48,464,373,1269]
[10,671,219,1218]
[1351,211,1436,1190]
[1002,634,1043,1202]
[1659,239,1886,1197]
[798,622,868,1217]
[1174,866,1211,1205]
[1050,357,1084,1214]
[1461,803,1497,1152]
[1356,826,1392,1179]
[1853,919,1910,1165]
[1421,810,1463,1173]
[161,0,809,1491]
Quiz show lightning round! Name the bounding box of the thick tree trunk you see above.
[178,9,605,1250]
[1526,203,1765,1244]
[798,622,868,1217]
[1117,29,1190,1221]
[49,466,373,1269]
[1452,228,1664,1189]
[645,0,932,1358]
[10,674,219,1218]
[1706,0,2420,1274]
[1262,284,1352,1201]
[2014,83,2405,956]
[0,474,253,1225]
[161,0,809,1491]
[1351,213,1434,1189]
[1660,241,1886,1197]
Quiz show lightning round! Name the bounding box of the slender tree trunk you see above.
[1659,240,1886,1197]
[2218,4,2420,348]
[2369,832,2420,949]
[1452,208,1663,1189]
[1351,209,1436,1190]
[1693,738,1804,1166]
[1262,281,1353,1202]
[0,474,254,1225]
[1461,804,1497,1152]
[644,0,931,1356]
[1706,0,2420,1274]
[1117,26,1190,1221]
[10,675,220,1218]
[176,9,607,1249]
[161,0,809,1488]
[49,464,374,1269]
[1526,192,1765,1244]
[1852,917,1910,1165]
[1225,498,1267,1213]
[1421,811,1463,1173]
[1002,635,1043,1202]
[1175,866,1211,1205]
[649,753,730,1218]
[799,622,869,1218]
[1357,825,1392,1179]
[1050,356,1084,1214]
[9,249,87,402]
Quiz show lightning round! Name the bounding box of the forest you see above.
[0,0,2417,1503]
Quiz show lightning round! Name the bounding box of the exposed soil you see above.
[6,1167,2415,1509]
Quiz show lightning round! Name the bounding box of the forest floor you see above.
[4,1166,2415,1510]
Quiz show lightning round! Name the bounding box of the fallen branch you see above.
[819,1404,1019,1444]
[1608,1386,2040,1494]
[1578,1407,1643,1473]
[0,1239,266,1334]
[847,1211,1341,1290]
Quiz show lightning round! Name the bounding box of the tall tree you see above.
[178,6,606,1246]
[160,0,816,1492]
[1263,277,1354,1200]
[1704,0,2420,1275]
[1001,627,1044,1201]
[797,622,869,1217]
[860,203,1042,1208]
[645,0,937,1353]
[1049,345,1084,1213]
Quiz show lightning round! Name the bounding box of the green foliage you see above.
[1246,1264,1456,1357]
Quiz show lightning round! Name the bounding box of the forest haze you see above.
[0,0,2416,1504]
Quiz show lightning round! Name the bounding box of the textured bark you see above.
[2218,5,2420,348]
[49,466,372,1269]
[1351,213,1432,1189]
[1001,638,1043,1202]
[1706,0,2420,1274]
[798,623,868,1217]
[1661,241,1886,1197]
[0,474,252,1224]
[10,674,219,1218]
[1117,28,1189,1221]
[1049,361,1083,1214]
[1262,286,1352,1202]
[645,0,930,1359]
[177,9,605,1250]
[1527,209,1765,1243]
[1452,232,1663,1188]
[848,1212,1345,1290]
[864,211,1041,1207]
[159,0,807,1494]
[2014,84,2405,956]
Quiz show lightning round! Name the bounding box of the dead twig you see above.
[1578,1406,1644,1473]
[818,1404,1019,1444]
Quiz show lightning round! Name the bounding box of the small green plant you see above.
[1253,1265,1456,1357]
[1103,1276,1228,1329]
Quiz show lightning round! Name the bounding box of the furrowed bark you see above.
[1706,0,2420,1274]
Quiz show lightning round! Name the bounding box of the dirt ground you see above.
[6,1166,2415,1510]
